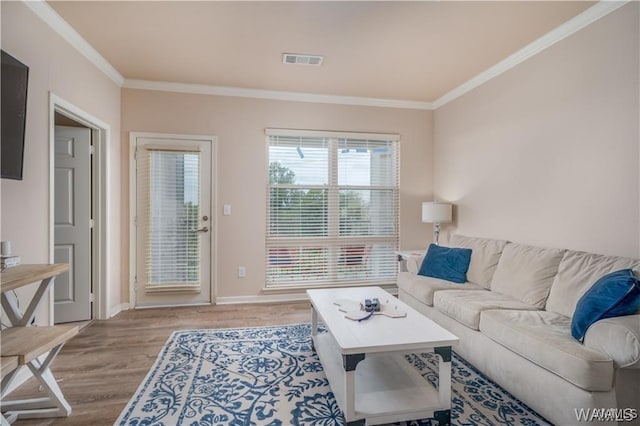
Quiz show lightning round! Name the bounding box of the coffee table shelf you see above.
[308,286,458,426]
[313,331,444,425]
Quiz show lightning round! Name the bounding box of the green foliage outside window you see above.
[269,162,368,237]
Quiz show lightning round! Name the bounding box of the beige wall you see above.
[121,90,432,300]
[5,0,633,314]
[433,4,640,258]
[1,2,122,322]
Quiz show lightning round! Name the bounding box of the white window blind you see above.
[138,147,202,291]
[266,130,399,288]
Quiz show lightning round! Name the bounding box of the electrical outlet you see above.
[238,266,246,278]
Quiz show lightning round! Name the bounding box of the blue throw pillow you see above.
[571,269,640,342]
[418,244,472,284]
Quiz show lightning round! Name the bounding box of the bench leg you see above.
[1,367,20,424]
[1,412,14,426]
[1,344,72,420]
[0,277,55,326]
[1,369,20,400]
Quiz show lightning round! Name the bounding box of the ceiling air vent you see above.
[283,53,324,66]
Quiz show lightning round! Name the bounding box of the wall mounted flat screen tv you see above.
[1,50,29,180]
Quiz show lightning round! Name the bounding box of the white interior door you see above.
[54,125,92,323]
[134,135,212,307]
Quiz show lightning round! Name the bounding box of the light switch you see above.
[223,204,231,216]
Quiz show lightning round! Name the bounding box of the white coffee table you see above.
[307,286,458,426]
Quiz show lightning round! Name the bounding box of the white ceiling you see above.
[48,1,595,104]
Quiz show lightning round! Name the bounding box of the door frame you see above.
[49,93,110,321]
[129,132,217,308]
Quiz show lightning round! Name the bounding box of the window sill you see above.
[262,281,398,295]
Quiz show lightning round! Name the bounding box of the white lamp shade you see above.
[422,202,452,223]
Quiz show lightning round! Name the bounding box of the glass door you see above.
[134,136,212,307]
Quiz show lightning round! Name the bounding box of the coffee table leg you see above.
[342,354,365,423]
[434,409,451,426]
[311,306,318,336]
[310,306,318,350]
[434,346,452,425]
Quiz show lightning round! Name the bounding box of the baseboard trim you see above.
[133,302,212,310]
[109,289,399,310]
[109,303,130,318]
[215,293,309,305]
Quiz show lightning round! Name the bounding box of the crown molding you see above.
[123,79,435,110]
[22,0,124,86]
[24,0,627,110]
[433,1,630,109]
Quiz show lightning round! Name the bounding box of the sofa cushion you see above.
[546,250,640,318]
[490,242,565,308]
[450,234,508,289]
[397,272,483,306]
[571,269,640,341]
[433,290,537,330]
[480,309,614,391]
[418,244,472,283]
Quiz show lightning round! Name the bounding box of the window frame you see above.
[265,128,400,289]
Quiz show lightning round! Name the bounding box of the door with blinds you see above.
[133,134,213,307]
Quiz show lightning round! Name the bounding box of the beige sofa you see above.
[398,234,640,426]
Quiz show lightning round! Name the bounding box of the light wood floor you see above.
[9,301,310,425]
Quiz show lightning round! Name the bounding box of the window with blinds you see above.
[266,129,399,288]
[138,147,202,291]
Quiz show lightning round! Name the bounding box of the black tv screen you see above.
[1,50,29,180]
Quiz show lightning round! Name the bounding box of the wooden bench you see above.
[0,357,19,380]
[1,356,19,426]
[0,325,78,422]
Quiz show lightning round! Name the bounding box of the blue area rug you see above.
[115,324,551,425]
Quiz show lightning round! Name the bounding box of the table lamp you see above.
[422,202,452,245]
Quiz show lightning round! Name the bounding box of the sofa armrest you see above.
[583,314,640,369]
[406,254,426,274]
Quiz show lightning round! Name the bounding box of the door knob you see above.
[194,226,209,233]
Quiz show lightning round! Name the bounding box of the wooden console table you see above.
[1,264,69,326]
